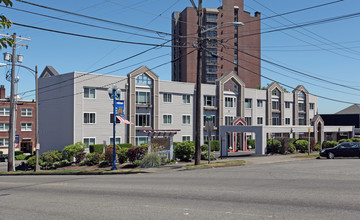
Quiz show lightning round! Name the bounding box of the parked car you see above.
[320,142,360,159]
[0,154,8,162]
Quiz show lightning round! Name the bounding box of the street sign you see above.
[205,115,213,121]
[36,143,40,150]
[115,100,125,116]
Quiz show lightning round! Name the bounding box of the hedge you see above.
[89,144,104,154]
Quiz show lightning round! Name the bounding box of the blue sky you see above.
[1,0,360,114]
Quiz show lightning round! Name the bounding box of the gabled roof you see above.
[292,85,308,94]
[39,66,59,78]
[336,104,360,114]
[216,71,245,87]
[127,65,158,79]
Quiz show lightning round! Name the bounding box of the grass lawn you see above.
[185,160,246,169]
[292,154,320,158]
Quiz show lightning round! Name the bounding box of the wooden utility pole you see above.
[192,0,203,165]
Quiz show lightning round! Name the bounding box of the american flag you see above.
[116,116,132,124]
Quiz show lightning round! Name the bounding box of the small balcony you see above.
[136,103,152,108]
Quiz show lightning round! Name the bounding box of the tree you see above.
[0,0,13,49]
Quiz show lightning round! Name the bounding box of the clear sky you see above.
[1,0,360,114]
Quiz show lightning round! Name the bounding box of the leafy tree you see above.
[0,0,13,49]
[63,142,86,161]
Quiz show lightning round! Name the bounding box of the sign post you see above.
[205,116,214,164]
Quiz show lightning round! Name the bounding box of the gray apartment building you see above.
[37,65,328,154]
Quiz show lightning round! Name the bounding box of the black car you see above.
[320,142,360,159]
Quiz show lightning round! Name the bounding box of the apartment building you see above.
[0,85,36,154]
[38,65,319,154]
[172,0,261,88]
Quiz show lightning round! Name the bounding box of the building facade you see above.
[38,66,319,154]
[172,0,261,88]
[0,85,36,154]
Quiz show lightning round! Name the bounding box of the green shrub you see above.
[314,142,322,151]
[203,141,220,151]
[59,160,71,167]
[53,161,62,168]
[174,141,195,162]
[79,161,86,166]
[266,139,282,154]
[295,140,309,153]
[118,143,132,149]
[339,139,352,143]
[140,153,161,168]
[127,147,145,163]
[322,141,338,149]
[201,144,209,151]
[288,144,296,154]
[15,154,28,160]
[117,148,128,164]
[247,139,255,149]
[278,138,292,154]
[133,160,142,167]
[201,151,216,161]
[89,144,104,154]
[290,138,297,144]
[98,160,108,168]
[85,153,100,166]
[26,155,43,168]
[63,142,86,161]
[15,151,24,156]
[0,151,3,154]
[43,150,63,167]
[351,138,360,142]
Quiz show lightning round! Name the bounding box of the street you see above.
[0,159,360,219]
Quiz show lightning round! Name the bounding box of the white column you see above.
[147,136,151,154]
[170,136,174,160]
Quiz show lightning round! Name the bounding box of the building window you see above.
[225,116,234,125]
[136,114,151,127]
[0,107,10,116]
[136,91,151,104]
[298,91,305,99]
[84,88,95,99]
[182,136,191,142]
[257,100,263,107]
[299,103,305,112]
[21,123,32,131]
[84,113,96,124]
[0,138,9,147]
[299,114,306,125]
[135,137,147,146]
[285,102,291,109]
[245,117,252,125]
[225,97,235,107]
[0,123,9,131]
[163,115,172,124]
[204,96,215,106]
[272,113,280,125]
[272,89,280,96]
[203,115,215,126]
[285,118,291,125]
[310,103,315,110]
[136,73,152,85]
[110,114,121,123]
[21,108,33,117]
[182,115,191,125]
[183,95,191,104]
[272,101,280,110]
[163,93,172,103]
[245,99,252,108]
[257,117,263,125]
[83,138,95,147]
[110,137,121,145]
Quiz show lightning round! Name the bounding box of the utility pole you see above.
[7,33,16,172]
[35,66,40,172]
[2,33,31,172]
[191,0,203,165]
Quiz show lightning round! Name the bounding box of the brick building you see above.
[172,0,261,88]
[0,85,36,154]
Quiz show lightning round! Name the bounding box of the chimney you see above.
[0,85,5,99]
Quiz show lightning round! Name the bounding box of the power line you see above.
[1,6,170,41]
[16,0,172,36]
[37,49,197,104]
[210,50,359,105]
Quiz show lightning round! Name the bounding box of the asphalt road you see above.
[1,159,360,220]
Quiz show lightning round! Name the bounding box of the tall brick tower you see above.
[172,0,261,88]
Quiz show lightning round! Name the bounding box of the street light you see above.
[108,84,121,170]
[0,62,39,171]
